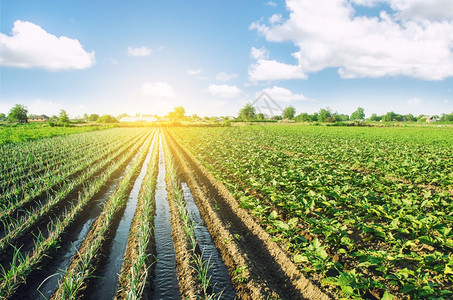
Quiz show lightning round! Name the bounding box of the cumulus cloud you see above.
[141,82,177,98]
[0,20,95,71]
[354,0,453,21]
[249,58,307,81]
[249,0,453,81]
[205,84,242,98]
[269,14,283,24]
[127,46,152,57]
[263,86,309,102]
[250,46,269,60]
[266,1,277,6]
[216,72,238,82]
[187,68,203,75]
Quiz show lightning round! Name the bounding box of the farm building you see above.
[426,116,438,123]
[28,114,50,122]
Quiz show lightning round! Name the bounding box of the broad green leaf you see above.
[381,291,394,300]
[294,254,309,263]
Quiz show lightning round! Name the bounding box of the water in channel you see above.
[152,138,182,299]
[35,136,148,299]
[92,136,156,300]
[181,182,236,299]
[36,177,121,299]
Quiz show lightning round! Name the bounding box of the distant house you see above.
[119,114,158,123]
[28,114,49,122]
[426,116,437,123]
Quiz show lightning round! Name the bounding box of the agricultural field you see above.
[0,123,110,145]
[0,124,451,300]
[169,125,453,299]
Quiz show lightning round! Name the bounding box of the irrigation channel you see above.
[0,127,332,299]
[152,138,181,299]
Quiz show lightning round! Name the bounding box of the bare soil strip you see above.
[165,129,330,300]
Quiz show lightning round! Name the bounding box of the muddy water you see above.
[35,179,119,299]
[182,182,236,299]
[92,137,156,300]
[32,140,146,299]
[152,139,181,299]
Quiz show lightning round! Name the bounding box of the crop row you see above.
[163,134,220,299]
[51,131,155,299]
[169,126,453,299]
[116,132,160,299]
[0,129,147,219]
[0,130,149,253]
[0,128,135,181]
[0,128,153,298]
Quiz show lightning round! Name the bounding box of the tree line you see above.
[238,104,453,123]
[2,103,452,125]
[0,104,119,125]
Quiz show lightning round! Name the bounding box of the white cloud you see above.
[141,82,177,98]
[266,1,277,6]
[250,46,269,60]
[0,20,95,71]
[127,46,152,57]
[216,72,238,81]
[407,97,422,106]
[205,84,243,98]
[250,0,453,81]
[187,68,203,75]
[385,0,453,21]
[269,14,283,24]
[262,86,309,102]
[249,58,307,81]
[351,0,453,21]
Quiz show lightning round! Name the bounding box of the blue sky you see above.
[1,0,453,118]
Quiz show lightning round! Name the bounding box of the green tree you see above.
[383,111,396,122]
[88,114,100,122]
[283,106,296,120]
[238,103,256,121]
[7,104,28,123]
[175,106,185,119]
[350,107,365,121]
[58,110,70,124]
[404,114,416,122]
[0,113,6,121]
[369,113,382,122]
[318,107,332,122]
[440,112,453,122]
[294,112,309,122]
[97,115,118,123]
[168,107,186,120]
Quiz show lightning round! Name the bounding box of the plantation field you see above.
[169,125,453,299]
[0,124,451,299]
[0,123,109,145]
